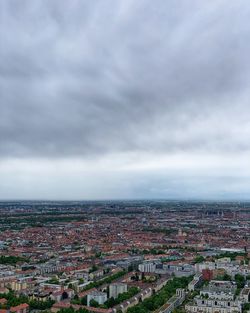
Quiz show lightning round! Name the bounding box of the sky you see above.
[1,0,250,200]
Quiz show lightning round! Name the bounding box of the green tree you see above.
[89,299,99,307]
[194,255,205,263]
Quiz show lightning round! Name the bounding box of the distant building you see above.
[186,297,242,313]
[87,291,107,306]
[163,264,195,277]
[185,280,241,313]
[7,304,29,313]
[156,289,186,313]
[200,280,237,298]
[188,274,203,291]
[109,283,127,299]
[138,262,156,273]
[240,287,250,302]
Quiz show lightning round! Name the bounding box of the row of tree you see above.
[126,276,192,313]
[82,270,126,291]
[0,255,28,265]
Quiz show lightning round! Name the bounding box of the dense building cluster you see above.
[0,201,250,313]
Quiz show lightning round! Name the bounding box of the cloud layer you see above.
[1,0,250,199]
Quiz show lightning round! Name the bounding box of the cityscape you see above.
[0,201,250,313]
[1,1,250,313]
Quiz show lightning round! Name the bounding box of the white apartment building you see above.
[185,280,242,313]
[109,283,127,299]
[87,291,107,306]
[186,297,242,313]
[138,262,156,273]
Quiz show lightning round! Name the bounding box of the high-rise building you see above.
[109,283,127,299]
[87,291,107,306]
[138,262,156,273]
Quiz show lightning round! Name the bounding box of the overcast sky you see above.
[1,0,250,200]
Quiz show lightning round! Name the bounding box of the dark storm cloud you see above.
[1,0,250,157]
